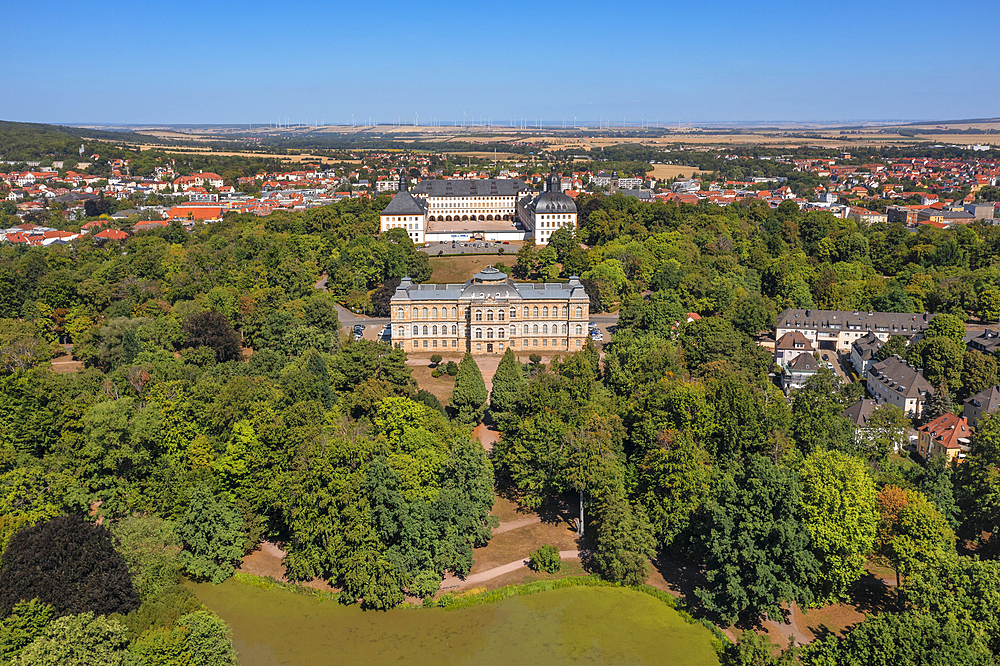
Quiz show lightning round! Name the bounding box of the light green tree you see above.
[799,450,878,602]
[178,485,244,584]
[111,515,182,601]
[13,612,130,666]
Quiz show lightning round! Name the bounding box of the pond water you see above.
[190,580,720,666]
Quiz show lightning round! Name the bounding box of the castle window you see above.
[523,307,529,318]
[510,308,516,319]
[475,311,482,322]
[533,307,539,317]
[422,307,428,318]
[432,326,438,335]
[487,328,494,339]
[562,324,568,334]
[575,324,582,335]
[575,306,583,318]
[476,329,482,339]
[487,310,494,321]
[432,308,438,318]
[561,306,568,318]
[498,310,505,321]
[422,326,428,335]
[542,324,548,334]
[451,307,457,318]
[451,325,457,335]
[397,308,404,319]
[413,326,419,335]
[543,307,549,317]
[533,325,538,334]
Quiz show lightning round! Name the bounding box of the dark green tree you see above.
[593,492,656,586]
[450,353,487,425]
[489,348,524,413]
[691,456,819,625]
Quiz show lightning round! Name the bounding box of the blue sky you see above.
[3,0,998,125]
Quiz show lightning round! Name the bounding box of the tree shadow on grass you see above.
[850,573,897,615]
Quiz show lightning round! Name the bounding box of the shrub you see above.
[529,353,542,365]
[529,544,561,574]
[431,367,443,378]
[445,361,459,376]
[430,354,442,366]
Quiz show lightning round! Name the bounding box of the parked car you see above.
[352,324,365,335]
[502,241,510,244]
[588,322,598,328]
[822,353,830,361]
[353,332,363,342]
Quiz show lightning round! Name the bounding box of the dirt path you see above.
[766,602,811,647]
[491,515,541,534]
[442,550,585,590]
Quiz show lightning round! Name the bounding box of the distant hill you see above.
[0,120,154,162]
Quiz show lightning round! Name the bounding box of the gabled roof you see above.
[868,355,932,398]
[381,191,427,216]
[841,398,878,427]
[964,385,1000,412]
[852,331,883,360]
[918,412,971,450]
[776,331,814,351]
[787,353,818,372]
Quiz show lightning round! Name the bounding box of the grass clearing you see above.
[190,580,720,666]
[428,254,510,284]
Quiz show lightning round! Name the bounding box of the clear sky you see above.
[3,0,998,125]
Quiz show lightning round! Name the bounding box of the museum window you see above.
[423,340,428,347]
[432,326,438,335]
[422,326,428,335]
[575,306,583,318]
[432,340,437,348]
[543,307,549,317]
[533,307,539,317]
[413,326,419,335]
[452,340,457,348]
[575,325,582,335]
[561,324,567,334]
[523,307,529,318]
[498,310,505,321]
[475,311,482,322]
[561,306,568,317]
[397,308,404,319]
[543,340,548,347]
[523,324,529,335]
[487,310,494,321]
[533,325,538,334]
[487,328,494,339]
[510,308,516,319]
[476,343,482,351]
[432,308,438,318]
[475,329,482,339]
[451,325,457,335]
[397,327,403,337]
[542,324,548,334]
[451,307,457,318]
[510,326,516,336]
[422,307,428,318]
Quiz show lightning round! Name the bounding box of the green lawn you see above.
[191,580,720,666]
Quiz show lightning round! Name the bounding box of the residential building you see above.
[781,353,818,393]
[916,412,971,463]
[966,328,1000,355]
[866,355,932,418]
[775,309,934,354]
[389,266,590,356]
[850,331,883,377]
[516,173,578,245]
[774,331,814,369]
[963,385,1000,429]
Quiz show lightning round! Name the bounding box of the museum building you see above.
[389,266,590,355]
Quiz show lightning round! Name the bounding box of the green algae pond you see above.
[190,580,721,666]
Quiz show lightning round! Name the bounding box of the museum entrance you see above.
[487,343,493,352]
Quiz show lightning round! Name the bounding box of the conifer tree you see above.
[489,348,524,413]
[451,353,487,425]
[924,382,956,422]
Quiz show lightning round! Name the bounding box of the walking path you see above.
[766,602,811,647]
[491,515,541,534]
[442,550,585,590]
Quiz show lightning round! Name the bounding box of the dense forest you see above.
[3,189,1000,662]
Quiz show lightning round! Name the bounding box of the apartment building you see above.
[775,309,933,354]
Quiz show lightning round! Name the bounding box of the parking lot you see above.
[419,240,523,256]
